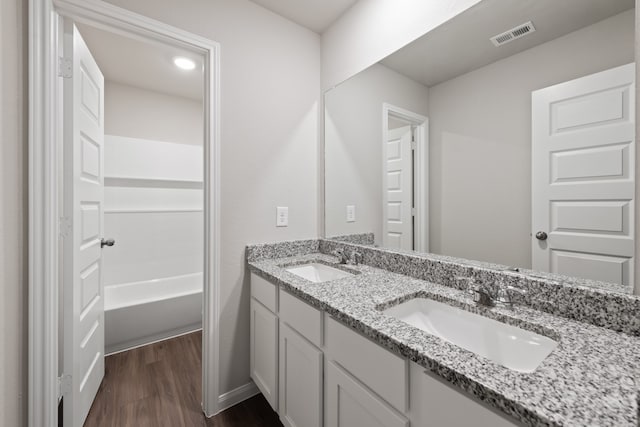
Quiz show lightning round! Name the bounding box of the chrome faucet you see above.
[332,248,349,264]
[349,251,363,265]
[469,281,498,307]
[457,277,527,309]
[496,285,528,309]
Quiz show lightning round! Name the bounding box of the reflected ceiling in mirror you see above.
[324,0,636,293]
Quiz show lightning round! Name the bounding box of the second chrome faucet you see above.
[457,277,527,309]
[333,248,363,265]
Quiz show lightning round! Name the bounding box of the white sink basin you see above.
[383,298,558,373]
[285,263,355,283]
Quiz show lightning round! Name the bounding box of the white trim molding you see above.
[28,1,59,425]
[382,103,429,253]
[28,0,222,424]
[217,382,260,413]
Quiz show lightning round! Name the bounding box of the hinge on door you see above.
[59,374,72,397]
[411,208,416,217]
[59,216,72,239]
[58,57,72,78]
[411,138,417,150]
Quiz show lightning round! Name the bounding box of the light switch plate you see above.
[346,205,356,222]
[276,206,288,227]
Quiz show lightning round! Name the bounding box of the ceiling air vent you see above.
[490,21,536,47]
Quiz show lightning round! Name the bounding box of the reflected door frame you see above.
[28,0,221,425]
[382,103,429,252]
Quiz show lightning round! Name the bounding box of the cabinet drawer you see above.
[279,290,323,347]
[325,316,408,412]
[326,361,408,427]
[251,273,278,313]
[409,362,521,427]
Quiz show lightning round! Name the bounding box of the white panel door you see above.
[532,63,635,287]
[384,126,414,250]
[62,22,106,427]
[325,361,408,427]
[279,322,323,427]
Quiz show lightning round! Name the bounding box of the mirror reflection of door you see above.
[384,125,414,250]
[532,63,635,288]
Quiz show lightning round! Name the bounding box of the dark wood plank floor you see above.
[84,331,283,427]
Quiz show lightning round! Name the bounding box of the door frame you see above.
[28,0,222,424]
[382,103,429,252]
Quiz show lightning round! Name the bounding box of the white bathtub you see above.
[104,272,202,355]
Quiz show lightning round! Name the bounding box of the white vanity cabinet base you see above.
[326,361,409,427]
[250,298,278,411]
[279,322,323,427]
[408,362,521,427]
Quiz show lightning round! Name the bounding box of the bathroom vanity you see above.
[247,239,640,427]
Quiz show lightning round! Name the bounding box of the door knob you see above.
[535,231,548,241]
[101,238,115,248]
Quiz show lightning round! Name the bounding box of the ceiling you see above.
[77,24,204,100]
[249,0,357,33]
[381,0,635,88]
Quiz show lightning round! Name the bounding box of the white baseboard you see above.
[216,381,260,413]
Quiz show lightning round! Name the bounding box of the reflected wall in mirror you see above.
[324,0,636,293]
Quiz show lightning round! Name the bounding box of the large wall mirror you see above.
[324,0,636,294]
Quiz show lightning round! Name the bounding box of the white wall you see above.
[321,0,483,90]
[104,0,321,398]
[325,63,429,241]
[0,0,27,425]
[428,10,635,268]
[105,81,203,146]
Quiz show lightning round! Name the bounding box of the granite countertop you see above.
[248,252,640,427]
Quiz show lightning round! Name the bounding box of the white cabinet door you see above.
[250,298,279,410]
[408,363,520,427]
[326,361,409,427]
[532,63,635,287]
[279,322,323,427]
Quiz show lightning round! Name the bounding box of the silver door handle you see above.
[535,231,548,241]
[101,238,115,248]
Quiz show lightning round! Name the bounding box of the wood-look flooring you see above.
[83,331,283,427]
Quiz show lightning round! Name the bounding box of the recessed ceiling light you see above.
[173,56,196,71]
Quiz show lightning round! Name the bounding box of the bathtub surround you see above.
[102,132,204,353]
[247,241,640,426]
[104,273,202,354]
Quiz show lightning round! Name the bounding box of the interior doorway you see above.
[29,1,221,425]
[60,19,207,426]
[382,103,429,252]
